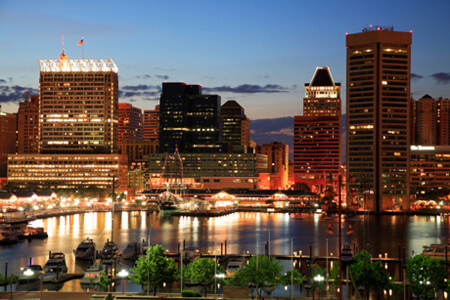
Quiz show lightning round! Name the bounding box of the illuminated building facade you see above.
[258,142,289,190]
[294,67,341,193]
[221,100,250,147]
[118,103,143,145]
[346,26,412,211]
[38,55,119,154]
[147,152,267,188]
[0,112,17,178]
[144,105,159,141]
[159,82,222,153]
[7,154,127,189]
[18,94,40,154]
[120,140,158,164]
[410,146,450,196]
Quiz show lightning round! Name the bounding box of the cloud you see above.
[204,84,290,94]
[411,73,423,80]
[266,128,294,135]
[0,82,38,103]
[155,75,169,80]
[136,75,152,79]
[431,72,450,84]
[119,84,161,101]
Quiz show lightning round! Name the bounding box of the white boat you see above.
[42,252,68,283]
[17,265,44,285]
[80,262,106,285]
[74,237,96,260]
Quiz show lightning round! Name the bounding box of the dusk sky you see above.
[1,0,449,121]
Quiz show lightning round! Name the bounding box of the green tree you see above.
[226,255,283,299]
[348,250,391,297]
[98,272,112,300]
[310,264,326,300]
[406,254,448,300]
[0,273,19,299]
[129,244,178,295]
[184,258,220,297]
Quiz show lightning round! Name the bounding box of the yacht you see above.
[74,237,96,260]
[122,241,141,260]
[80,262,106,285]
[42,252,68,283]
[100,239,119,264]
[17,264,44,287]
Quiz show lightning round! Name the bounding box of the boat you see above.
[422,243,450,258]
[80,262,106,286]
[73,237,96,260]
[18,226,48,240]
[17,264,44,286]
[122,241,141,260]
[0,224,23,245]
[42,252,68,283]
[100,239,119,264]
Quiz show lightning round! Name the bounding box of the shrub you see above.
[181,290,202,297]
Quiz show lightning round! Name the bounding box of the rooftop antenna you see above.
[61,30,65,56]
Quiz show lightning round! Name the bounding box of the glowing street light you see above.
[118,269,129,294]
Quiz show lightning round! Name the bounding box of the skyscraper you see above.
[415,95,437,145]
[159,82,221,153]
[221,100,251,147]
[118,103,143,145]
[294,67,341,193]
[0,111,17,178]
[346,26,412,211]
[18,93,40,154]
[38,50,119,154]
[144,105,160,141]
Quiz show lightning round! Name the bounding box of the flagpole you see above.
[82,37,84,59]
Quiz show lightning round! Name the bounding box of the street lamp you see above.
[314,274,324,300]
[118,269,129,294]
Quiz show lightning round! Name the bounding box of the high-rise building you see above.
[38,50,119,154]
[0,111,17,178]
[346,26,412,211]
[8,45,126,191]
[221,100,250,147]
[415,95,437,145]
[118,103,143,145]
[258,142,289,190]
[294,67,341,193]
[439,98,450,146]
[159,82,221,153]
[18,93,40,154]
[144,105,159,141]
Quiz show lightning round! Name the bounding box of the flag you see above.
[77,38,84,46]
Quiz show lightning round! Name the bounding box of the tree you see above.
[184,258,220,297]
[129,244,178,295]
[348,250,391,297]
[0,273,19,299]
[406,254,448,300]
[279,270,305,297]
[310,264,326,300]
[98,272,112,300]
[226,255,283,299]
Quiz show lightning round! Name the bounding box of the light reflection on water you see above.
[0,211,448,292]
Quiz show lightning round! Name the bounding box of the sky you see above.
[1,0,449,121]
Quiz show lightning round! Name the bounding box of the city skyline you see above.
[1,0,449,122]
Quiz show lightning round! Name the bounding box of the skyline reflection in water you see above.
[0,211,448,292]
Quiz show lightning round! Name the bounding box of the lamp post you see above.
[314,274,324,300]
[118,269,129,294]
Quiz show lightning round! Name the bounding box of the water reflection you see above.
[0,212,448,293]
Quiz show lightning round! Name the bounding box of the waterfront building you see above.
[159,82,222,153]
[346,26,412,211]
[439,98,450,146]
[120,139,158,164]
[17,94,40,154]
[221,100,250,147]
[257,142,289,190]
[144,105,159,141]
[146,152,267,189]
[294,67,341,194]
[118,103,143,145]
[0,111,17,178]
[7,154,127,190]
[128,159,150,196]
[410,145,450,198]
[38,50,119,154]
